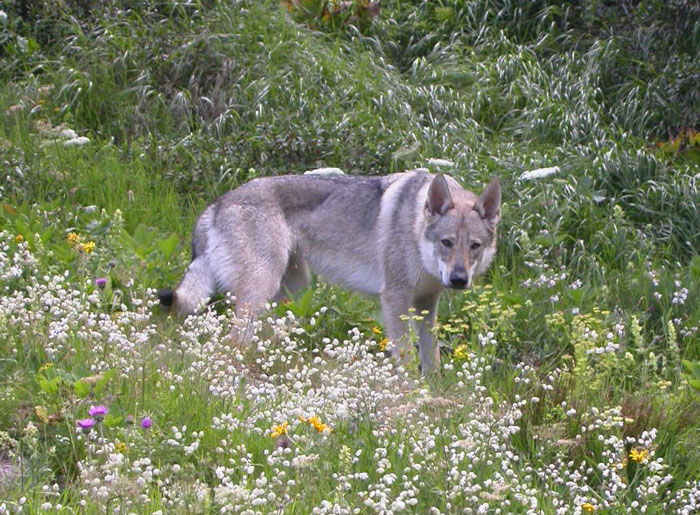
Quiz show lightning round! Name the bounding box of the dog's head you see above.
[420,173,501,289]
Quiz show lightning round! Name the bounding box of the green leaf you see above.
[687,378,700,392]
[682,360,700,378]
[533,234,554,248]
[104,414,122,428]
[567,287,586,305]
[157,232,180,260]
[41,227,55,244]
[501,293,524,306]
[74,380,90,398]
[119,229,138,250]
[298,289,314,317]
[36,375,59,395]
[133,224,155,247]
[25,37,39,55]
[434,6,454,22]
[94,369,117,394]
[49,243,76,263]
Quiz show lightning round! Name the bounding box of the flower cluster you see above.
[270,421,288,438]
[76,405,108,433]
[299,414,332,434]
[0,238,698,513]
[66,232,96,254]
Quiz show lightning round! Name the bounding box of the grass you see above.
[1,0,700,512]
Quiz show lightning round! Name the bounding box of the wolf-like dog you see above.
[159,170,501,374]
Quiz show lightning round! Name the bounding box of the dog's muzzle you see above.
[448,268,469,289]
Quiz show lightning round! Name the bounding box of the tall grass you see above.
[1,0,700,512]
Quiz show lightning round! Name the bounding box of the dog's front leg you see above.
[380,289,413,366]
[414,292,441,375]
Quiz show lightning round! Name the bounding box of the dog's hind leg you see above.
[227,245,293,344]
[230,267,286,345]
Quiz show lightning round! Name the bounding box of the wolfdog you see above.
[160,170,500,373]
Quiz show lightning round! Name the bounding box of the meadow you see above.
[1,0,700,512]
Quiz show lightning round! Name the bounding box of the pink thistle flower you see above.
[76,419,96,432]
[95,277,107,289]
[88,405,108,420]
[140,416,152,429]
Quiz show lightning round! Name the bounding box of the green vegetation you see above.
[1,0,699,512]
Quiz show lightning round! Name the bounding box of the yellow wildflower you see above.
[581,502,596,512]
[629,448,650,463]
[80,241,96,254]
[67,232,80,245]
[310,415,332,433]
[453,344,470,361]
[300,414,332,433]
[379,337,389,351]
[38,362,53,372]
[372,326,382,335]
[15,234,23,243]
[270,421,288,438]
[115,441,127,453]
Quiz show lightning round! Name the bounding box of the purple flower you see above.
[125,414,134,425]
[88,405,108,419]
[140,416,152,429]
[76,419,96,432]
[276,434,291,450]
[95,277,107,289]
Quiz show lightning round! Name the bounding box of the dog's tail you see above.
[158,288,175,308]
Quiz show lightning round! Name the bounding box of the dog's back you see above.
[163,173,402,314]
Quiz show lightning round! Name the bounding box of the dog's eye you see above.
[441,239,453,248]
[470,242,481,251]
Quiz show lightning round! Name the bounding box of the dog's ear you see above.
[475,178,501,225]
[425,173,454,218]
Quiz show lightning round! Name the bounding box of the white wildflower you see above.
[427,158,455,168]
[64,136,91,147]
[519,166,560,181]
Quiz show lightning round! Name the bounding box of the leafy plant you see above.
[281,0,380,32]
[683,360,700,393]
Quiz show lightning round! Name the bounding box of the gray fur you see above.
[166,170,501,374]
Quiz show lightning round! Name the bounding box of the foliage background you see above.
[1,0,699,512]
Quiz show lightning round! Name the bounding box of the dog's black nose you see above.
[449,269,469,289]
